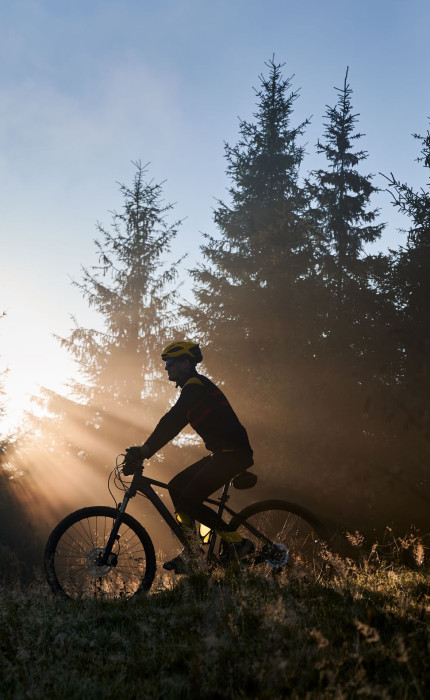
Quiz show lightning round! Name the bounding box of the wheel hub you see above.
[86,548,118,577]
[263,542,289,568]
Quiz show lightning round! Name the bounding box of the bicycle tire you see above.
[45,506,156,600]
[228,499,328,580]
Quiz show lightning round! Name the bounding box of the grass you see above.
[0,549,428,700]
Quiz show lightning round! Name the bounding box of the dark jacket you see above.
[144,373,252,458]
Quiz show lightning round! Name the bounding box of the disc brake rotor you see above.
[264,542,289,568]
[86,548,117,577]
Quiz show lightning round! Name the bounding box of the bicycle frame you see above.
[101,469,272,565]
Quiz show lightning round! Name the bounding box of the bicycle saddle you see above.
[232,471,258,490]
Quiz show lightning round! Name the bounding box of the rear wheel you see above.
[45,506,156,599]
[228,499,328,581]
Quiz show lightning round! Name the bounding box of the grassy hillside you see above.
[0,554,428,700]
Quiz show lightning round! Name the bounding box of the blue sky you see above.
[1,0,429,428]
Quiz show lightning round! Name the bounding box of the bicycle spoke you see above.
[46,507,155,599]
[231,501,327,581]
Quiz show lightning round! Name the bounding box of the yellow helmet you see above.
[161,341,202,364]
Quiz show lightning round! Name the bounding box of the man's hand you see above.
[122,445,149,475]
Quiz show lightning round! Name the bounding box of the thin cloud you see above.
[0,59,183,173]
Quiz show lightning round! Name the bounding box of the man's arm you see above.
[142,382,204,457]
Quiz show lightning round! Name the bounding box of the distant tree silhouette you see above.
[299,72,429,530]
[384,122,430,443]
[306,68,395,386]
[307,67,385,301]
[57,162,184,465]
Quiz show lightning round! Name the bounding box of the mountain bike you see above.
[44,457,328,600]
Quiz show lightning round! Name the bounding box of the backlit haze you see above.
[1,0,429,433]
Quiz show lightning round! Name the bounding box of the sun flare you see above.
[1,314,76,433]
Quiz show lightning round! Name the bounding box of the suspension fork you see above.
[100,490,133,565]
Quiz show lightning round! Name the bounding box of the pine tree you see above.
[58,162,183,463]
[307,68,385,307]
[188,59,317,414]
[304,67,399,434]
[300,70,411,525]
[384,122,430,440]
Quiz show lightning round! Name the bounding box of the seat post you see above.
[217,481,231,515]
[213,481,231,533]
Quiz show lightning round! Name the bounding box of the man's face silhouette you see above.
[165,356,193,386]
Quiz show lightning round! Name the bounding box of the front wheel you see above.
[45,506,156,600]
[228,500,328,581]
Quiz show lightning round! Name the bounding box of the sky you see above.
[0,0,429,431]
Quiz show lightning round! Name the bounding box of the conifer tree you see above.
[307,68,385,298]
[303,70,397,487]
[306,69,392,382]
[188,59,317,421]
[384,123,430,441]
[58,162,183,462]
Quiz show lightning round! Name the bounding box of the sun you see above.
[0,313,76,434]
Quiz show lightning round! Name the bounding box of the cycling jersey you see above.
[144,372,252,458]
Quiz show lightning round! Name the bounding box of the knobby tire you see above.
[44,506,156,600]
[228,499,328,580]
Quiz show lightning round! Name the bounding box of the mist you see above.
[1,60,430,579]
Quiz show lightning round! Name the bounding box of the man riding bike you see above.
[123,340,255,573]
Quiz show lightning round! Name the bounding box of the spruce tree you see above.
[188,59,317,426]
[307,69,385,299]
[384,123,430,441]
[302,71,405,523]
[58,162,183,463]
[305,68,394,395]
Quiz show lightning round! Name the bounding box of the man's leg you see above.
[163,451,255,572]
[162,457,213,573]
[168,451,253,532]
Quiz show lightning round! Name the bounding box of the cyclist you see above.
[123,340,255,573]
